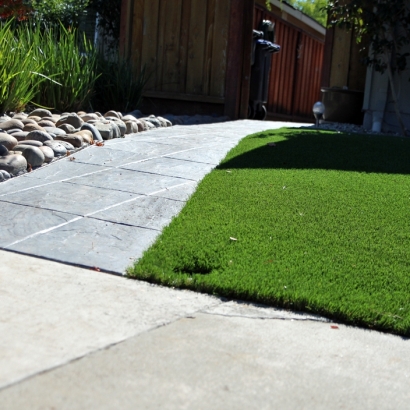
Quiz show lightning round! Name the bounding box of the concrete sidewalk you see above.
[1,120,409,409]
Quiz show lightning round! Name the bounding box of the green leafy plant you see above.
[92,55,150,113]
[30,22,99,112]
[31,0,89,28]
[0,19,48,114]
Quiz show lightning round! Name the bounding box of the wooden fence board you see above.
[130,0,144,74]
[179,0,192,94]
[210,0,230,97]
[141,0,160,90]
[155,2,168,91]
[202,0,216,95]
[161,0,183,92]
[186,0,207,94]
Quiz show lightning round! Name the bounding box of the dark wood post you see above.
[224,0,254,120]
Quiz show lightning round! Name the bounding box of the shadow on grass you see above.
[217,131,410,175]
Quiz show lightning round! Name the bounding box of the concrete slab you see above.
[121,157,215,181]
[0,202,77,248]
[66,167,191,195]
[0,175,47,196]
[90,195,186,230]
[8,217,159,274]
[1,310,408,409]
[71,146,159,167]
[1,181,138,216]
[23,159,110,182]
[165,146,231,165]
[0,250,220,390]
[150,180,198,201]
[105,139,197,153]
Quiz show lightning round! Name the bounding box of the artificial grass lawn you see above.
[128,128,410,335]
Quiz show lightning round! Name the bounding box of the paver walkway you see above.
[0,120,303,274]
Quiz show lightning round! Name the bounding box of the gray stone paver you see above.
[0,202,76,248]
[8,217,159,274]
[90,195,186,230]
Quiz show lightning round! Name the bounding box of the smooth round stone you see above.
[0,169,11,182]
[7,128,23,135]
[106,117,126,136]
[20,139,43,147]
[111,122,122,139]
[0,133,18,150]
[104,110,121,119]
[12,131,29,141]
[56,113,84,129]
[80,123,103,141]
[73,131,93,145]
[0,115,12,122]
[46,140,75,151]
[125,121,139,134]
[0,119,24,131]
[138,119,151,131]
[55,135,82,148]
[41,116,56,123]
[0,154,27,176]
[144,120,155,129]
[157,116,172,127]
[21,118,37,125]
[28,108,53,118]
[25,115,42,122]
[93,121,113,140]
[21,146,45,167]
[43,141,67,157]
[23,123,45,132]
[13,144,34,153]
[43,126,66,136]
[144,116,162,128]
[80,113,99,122]
[12,113,28,121]
[26,130,53,143]
[122,114,138,122]
[0,144,9,156]
[39,146,54,163]
[38,119,55,128]
[58,123,76,134]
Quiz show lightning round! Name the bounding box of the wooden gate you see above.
[254,4,325,121]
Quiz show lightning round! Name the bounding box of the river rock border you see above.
[0,109,177,182]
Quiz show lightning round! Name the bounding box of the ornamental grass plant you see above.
[0,20,47,114]
[29,22,99,112]
[0,19,99,114]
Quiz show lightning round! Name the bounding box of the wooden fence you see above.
[119,0,325,121]
[120,0,231,106]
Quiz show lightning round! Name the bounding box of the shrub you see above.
[91,55,150,114]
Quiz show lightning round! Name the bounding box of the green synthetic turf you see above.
[128,128,410,335]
